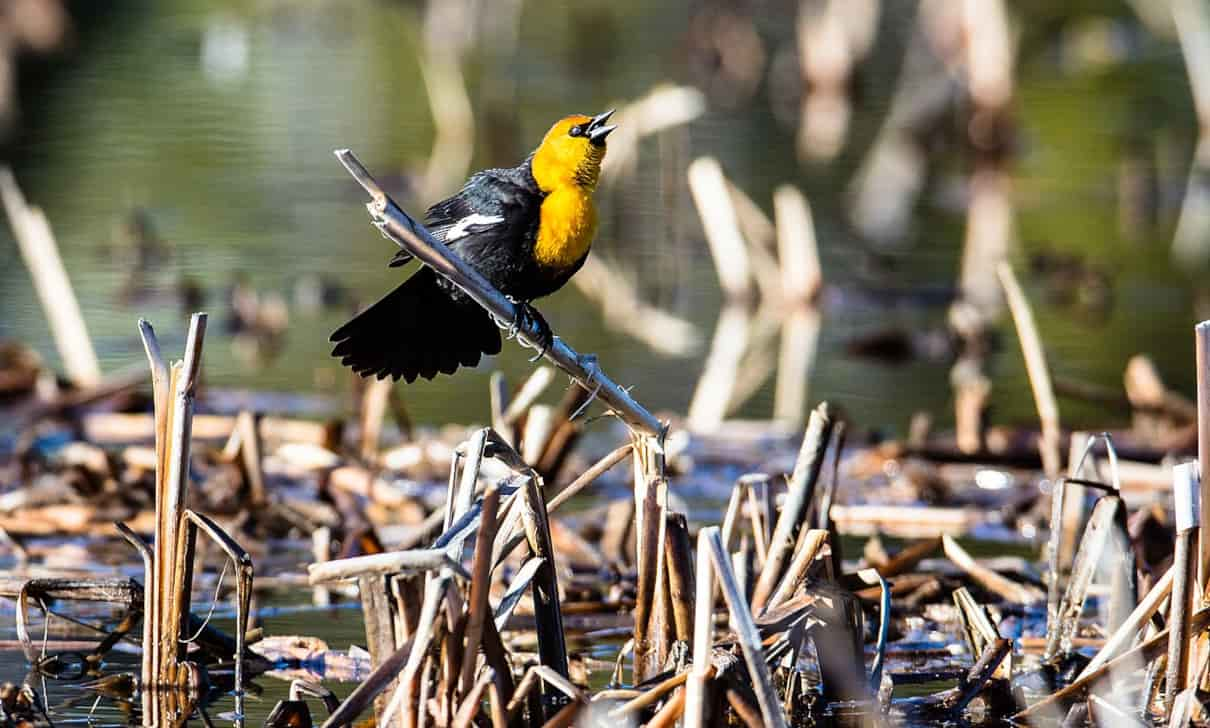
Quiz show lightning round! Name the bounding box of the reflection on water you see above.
[1,1,1204,435]
[0,600,367,726]
[1,4,1206,725]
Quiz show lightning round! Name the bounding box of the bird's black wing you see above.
[387,168,539,268]
[430,169,539,242]
[405,168,543,295]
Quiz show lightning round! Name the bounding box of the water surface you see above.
[3,1,1202,433]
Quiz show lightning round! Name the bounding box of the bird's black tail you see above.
[330,267,502,382]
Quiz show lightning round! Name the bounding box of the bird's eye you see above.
[568,125,584,137]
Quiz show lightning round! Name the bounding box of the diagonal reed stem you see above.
[334,149,663,438]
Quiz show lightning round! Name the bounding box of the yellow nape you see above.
[534,186,597,270]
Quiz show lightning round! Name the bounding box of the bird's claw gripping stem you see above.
[514,302,553,362]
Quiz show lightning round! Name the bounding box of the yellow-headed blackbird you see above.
[330,110,617,382]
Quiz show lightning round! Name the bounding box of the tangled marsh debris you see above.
[4,143,1210,728]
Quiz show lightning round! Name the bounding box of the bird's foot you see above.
[512,301,553,361]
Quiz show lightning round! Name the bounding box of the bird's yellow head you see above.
[531,110,616,193]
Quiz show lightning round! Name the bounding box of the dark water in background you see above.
[0,0,1204,434]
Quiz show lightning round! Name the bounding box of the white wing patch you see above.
[444,213,504,241]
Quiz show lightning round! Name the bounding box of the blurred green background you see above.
[1,0,1204,432]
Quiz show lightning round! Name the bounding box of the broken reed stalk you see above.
[459,485,499,696]
[764,529,828,613]
[725,179,782,303]
[518,475,570,718]
[877,537,940,578]
[128,315,253,713]
[702,526,789,728]
[360,378,393,461]
[136,320,168,687]
[0,168,101,388]
[176,510,254,708]
[632,432,668,680]
[1077,563,1174,679]
[683,529,715,728]
[452,428,488,529]
[953,588,998,659]
[1197,322,1210,590]
[720,474,767,551]
[647,686,687,728]
[1168,462,1201,712]
[489,372,510,443]
[772,185,822,303]
[687,157,753,301]
[546,443,632,510]
[502,366,555,430]
[416,44,474,204]
[450,668,494,728]
[751,403,834,612]
[942,534,1042,604]
[485,443,630,574]
[774,307,821,430]
[157,313,207,687]
[1045,437,1089,641]
[943,638,1011,713]
[322,638,415,728]
[114,521,154,688]
[633,479,665,679]
[686,304,751,431]
[387,571,451,728]
[610,671,691,716]
[1171,0,1210,266]
[997,263,1061,478]
[1017,605,1210,720]
[359,572,402,714]
[1045,493,1124,659]
[1174,0,1210,131]
[229,411,267,506]
[665,512,696,644]
[1192,321,1210,688]
[520,405,554,465]
[307,549,462,583]
[333,149,662,438]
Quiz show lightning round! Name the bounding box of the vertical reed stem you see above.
[751,403,834,612]
[1196,322,1210,590]
[683,529,716,728]
[519,476,569,719]
[1169,462,1201,711]
[703,526,789,728]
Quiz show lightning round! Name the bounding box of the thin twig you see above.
[997,263,1061,477]
[547,443,633,512]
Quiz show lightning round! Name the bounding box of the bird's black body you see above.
[422,162,587,302]
[331,111,614,383]
[330,161,584,382]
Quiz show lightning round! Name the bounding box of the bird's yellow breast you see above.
[534,187,597,270]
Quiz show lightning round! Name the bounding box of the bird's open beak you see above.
[587,109,616,146]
